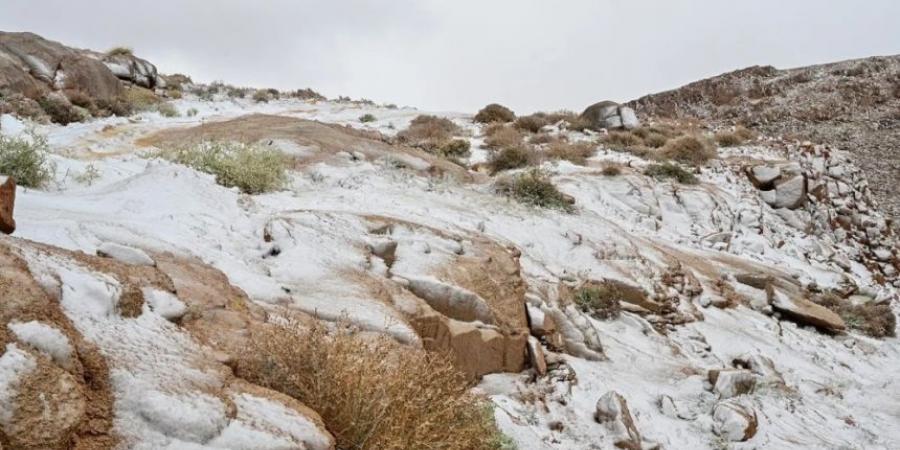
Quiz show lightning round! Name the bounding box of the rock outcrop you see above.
[581,101,640,131]
[594,391,657,450]
[712,399,758,442]
[0,176,14,234]
[102,52,161,89]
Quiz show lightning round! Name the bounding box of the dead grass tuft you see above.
[572,284,622,320]
[237,320,510,450]
[484,125,524,150]
[546,141,595,165]
[397,115,463,155]
[714,126,756,147]
[488,145,533,173]
[814,294,896,338]
[600,163,623,176]
[660,135,717,165]
[514,114,551,133]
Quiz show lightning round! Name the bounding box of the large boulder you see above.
[0,176,14,234]
[581,101,640,130]
[712,399,758,442]
[0,32,123,103]
[767,285,846,333]
[708,369,757,398]
[594,391,657,449]
[101,53,160,89]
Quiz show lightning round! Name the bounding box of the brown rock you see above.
[713,400,758,442]
[708,369,757,398]
[0,176,15,235]
[767,285,846,332]
[594,391,651,450]
[527,336,548,376]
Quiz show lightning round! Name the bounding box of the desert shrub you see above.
[252,90,271,103]
[600,163,622,176]
[495,169,572,211]
[529,132,563,145]
[74,163,101,186]
[226,86,250,99]
[237,320,509,450]
[714,126,755,147]
[572,285,621,320]
[546,141,595,165]
[644,163,698,185]
[157,102,179,118]
[163,73,193,90]
[166,87,183,100]
[359,113,377,123]
[290,88,326,101]
[38,94,85,125]
[603,130,643,150]
[814,294,896,338]
[106,46,133,57]
[488,145,532,173]
[0,132,54,188]
[95,97,133,117]
[397,115,460,150]
[514,114,550,133]
[122,87,161,112]
[474,103,516,124]
[158,141,287,194]
[563,115,593,132]
[437,139,471,159]
[186,108,199,117]
[484,126,524,150]
[0,93,46,121]
[660,135,716,165]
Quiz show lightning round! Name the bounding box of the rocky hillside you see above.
[628,55,900,225]
[0,33,898,449]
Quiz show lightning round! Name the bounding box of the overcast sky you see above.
[2,0,898,113]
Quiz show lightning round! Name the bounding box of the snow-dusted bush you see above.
[483,125,524,150]
[546,141,595,165]
[0,132,54,188]
[358,113,377,123]
[121,86,161,112]
[474,103,515,124]
[572,285,622,320]
[238,320,510,450]
[488,145,533,173]
[644,162,698,185]
[159,141,287,194]
[495,169,573,211]
[156,102,179,118]
[815,293,896,338]
[714,126,755,147]
[661,135,717,165]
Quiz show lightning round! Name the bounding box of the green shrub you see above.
[359,113,377,123]
[644,163,698,185]
[474,103,516,124]
[0,132,54,188]
[660,135,716,165]
[157,102,179,118]
[122,87,161,112]
[495,169,573,211]
[488,145,532,173]
[158,141,287,194]
[186,108,199,117]
[252,90,271,103]
[572,285,621,320]
[438,139,471,159]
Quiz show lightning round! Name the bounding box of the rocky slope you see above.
[0,34,898,449]
[628,55,900,226]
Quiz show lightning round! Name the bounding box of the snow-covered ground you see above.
[1,94,898,449]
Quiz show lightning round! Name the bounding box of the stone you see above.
[767,286,846,333]
[0,175,15,234]
[581,101,640,131]
[712,400,758,442]
[747,164,782,189]
[770,175,807,209]
[594,391,656,450]
[708,369,757,398]
[527,336,547,376]
[102,53,160,89]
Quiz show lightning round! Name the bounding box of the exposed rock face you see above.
[708,369,757,398]
[0,176,14,234]
[0,31,123,102]
[712,400,758,442]
[629,55,900,226]
[581,101,640,130]
[102,53,160,89]
[746,162,807,210]
[767,285,846,332]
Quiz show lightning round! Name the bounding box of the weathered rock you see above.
[101,53,160,89]
[527,336,548,376]
[581,101,640,131]
[594,391,653,450]
[767,286,846,332]
[0,175,15,234]
[733,354,784,386]
[770,174,807,209]
[712,400,758,442]
[708,369,757,398]
[746,164,782,189]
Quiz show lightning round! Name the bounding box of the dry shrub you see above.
[714,126,755,147]
[529,132,563,145]
[252,90,272,103]
[495,169,573,211]
[814,294,896,338]
[563,115,593,132]
[397,115,461,152]
[122,86,161,112]
[488,145,533,173]
[514,114,551,133]
[157,102,179,118]
[38,94,85,125]
[65,90,95,110]
[237,320,508,450]
[600,163,623,176]
[484,125,524,150]
[660,135,716,165]
[546,141,595,165]
[572,284,622,320]
[437,139,472,159]
[474,103,516,124]
[645,162,698,184]
[106,46,133,56]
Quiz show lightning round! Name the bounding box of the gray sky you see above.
[2,0,898,113]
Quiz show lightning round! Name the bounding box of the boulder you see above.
[767,286,846,332]
[770,174,807,210]
[581,101,640,131]
[708,369,756,398]
[746,164,782,189]
[594,391,656,450]
[712,400,758,442]
[527,336,548,376]
[0,176,15,234]
[0,31,123,102]
[101,53,160,89]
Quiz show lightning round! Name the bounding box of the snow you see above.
[7,321,75,370]
[0,344,37,425]
[97,241,156,266]
[6,95,898,449]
